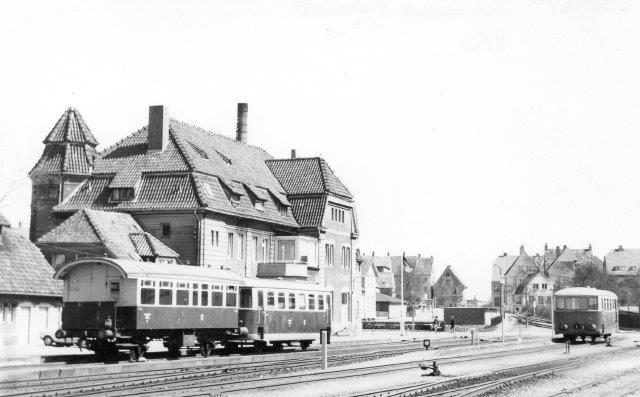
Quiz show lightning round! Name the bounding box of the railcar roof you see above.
[242,277,332,292]
[55,258,244,283]
[554,287,618,298]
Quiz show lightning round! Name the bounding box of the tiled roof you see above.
[31,108,98,176]
[266,158,353,199]
[44,108,98,146]
[0,227,62,296]
[376,292,405,304]
[435,265,465,288]
[289,196,327,227]
[492,255,518,280]
[360,256,380,277]
[604,248,640,276]
[0,212,10,227]
[55,119,300,228]
[546,246,602,272]
[38,209,178,260]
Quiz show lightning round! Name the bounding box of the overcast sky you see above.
[1,1,639,300]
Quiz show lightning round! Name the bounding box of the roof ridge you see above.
[98,126,147,157]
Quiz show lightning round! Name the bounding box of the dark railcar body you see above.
[553,287,618,341]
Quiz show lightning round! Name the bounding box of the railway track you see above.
[126,341,557,396]
[1,337,484,396]
[547,364,640,396]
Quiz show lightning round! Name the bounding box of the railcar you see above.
[231,278,332,352]
[54,257,243,359]
[553,287,618,343]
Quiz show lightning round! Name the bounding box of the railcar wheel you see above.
[272,342,283,351]
[590,335,597,344]
[580,335,586,343]
[168,345,180,358]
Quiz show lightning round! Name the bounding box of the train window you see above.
[140,280,156,305]
[192,283,199,306]
[318,295,324,310]
[212,285,223,307]
[588,297,598,310]
[240,289,253,308]
[258,290,264,308]
[177,283,189,306]
[309,294,316,310]
[288,293,296,309]
[226,286,237,307]
[267,292,275,309]
[297,293,306,310]
[556,297,565,309]
[159,281,173,305]
[277,292,286,309]
[574,297,588,310]
[201,284,209,306]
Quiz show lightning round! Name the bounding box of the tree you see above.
[572,262,640,306]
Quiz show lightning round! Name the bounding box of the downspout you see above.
[194,210,203,267]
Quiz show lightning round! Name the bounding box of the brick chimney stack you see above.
[148,105,169,152]
[236,103,248,144]
[291,149,296,159]
[520,245,525,255]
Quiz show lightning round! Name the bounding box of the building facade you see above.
[29,104,361,327]
[433,265,465,307]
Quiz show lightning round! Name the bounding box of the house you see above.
[365,254,395,296]
[544,244,601,288]
[0,212,63,345]
[603,246,640,278]
[37,209,179,265]
[490,253,518,307]
[358,251,378,319]
[514,272,555,310]
[375,293,406,319]
[29,104,360,327]
[432,265,466,307]
[495,245,539,308]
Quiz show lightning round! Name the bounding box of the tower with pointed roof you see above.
[29,108,98,242]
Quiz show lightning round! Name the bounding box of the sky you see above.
[1,0,639,301]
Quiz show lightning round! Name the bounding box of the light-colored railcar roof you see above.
[55,257,243,283]
[554,287,618,298]
[242,277,332,293]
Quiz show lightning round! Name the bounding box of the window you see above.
[276,240,296,261]
[327,295,331,312]
[588,297,598,310]
[254,201,264,211]
[201,284,209,306]
[226,285,237,307]
[611,266,623,271]
[556,297,565,309]
[342,292,349,305]
[309,294,316,310]
[493,284,500,292]
[452,288,457,295]
[176,282,189,306]
[533,283,539,290]
[239,234,245,259]
[110,282,120,294]
[325,244,334,266]
[288,293,296,309]
[297,293,306,310]
[537,296,544,305]
[267,292,275,308]
[161,223,171,238]
[318,295,325,311]
[140,280,156,305]
[278,292,286,309]
[240,289,253,308]
[262,239,268,262]
[494,297,501,307]
[110,188,134,202]
[330,207,346,223]
[212,285,223,306]
[227,233,234,257]
[445,278,451,286]
[1,304,14,323]
[253,237,258,261]
[192,283,199,306]
[542,283,547,290]
[257,290,264,307]
[159,281,173,305]
[277,203,288,216]
[342,246,351,269]
[211,231,219,246]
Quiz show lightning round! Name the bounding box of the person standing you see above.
[450,316,455,333]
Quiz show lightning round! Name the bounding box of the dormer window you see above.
[277,203,288,216]
[110,188,134,202]
[254,201,264,211]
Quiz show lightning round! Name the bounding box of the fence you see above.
[619,310,640,329]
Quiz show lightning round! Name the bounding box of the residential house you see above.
[375,293,406,319]
[366,254,395,296]
[603,246,640,278]
[432,265,466,307]
[491,245,538,308]
[0,212,63,345]
[490,253,518,307]
[29,104,360,327]
[514,272,555,310]
[545,244,601,288]
[37,209,179,265]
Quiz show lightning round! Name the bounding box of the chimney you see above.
[618,245,623,251]
[148,105,169,152]
[503,252,507,257]
[291,149,296,159]
[520,245,525,255]
[236,103,248,144]
[556,246,561,257]
[544,243,548,252]
[563,244,567,250]
[418,253,421,258]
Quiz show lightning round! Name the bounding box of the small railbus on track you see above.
[553,287,618,343]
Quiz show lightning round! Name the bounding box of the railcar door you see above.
[257,290,265,339]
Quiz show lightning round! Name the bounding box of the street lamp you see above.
[499,275,507,343]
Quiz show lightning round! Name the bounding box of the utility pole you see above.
[400,252,406,336]
[500,275,506,343]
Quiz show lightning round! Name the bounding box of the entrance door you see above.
[16,307,30,345]
[340,292,349,322]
